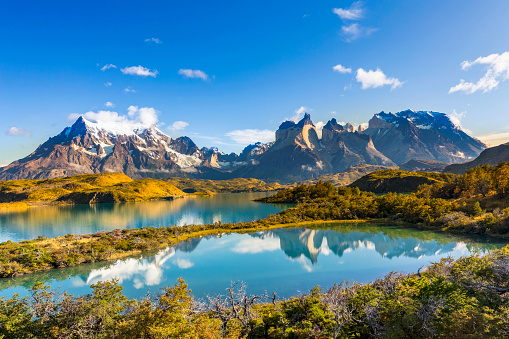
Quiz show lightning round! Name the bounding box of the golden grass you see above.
[166,177,289,194]
[0,202,29,213]
[0,173,186,207]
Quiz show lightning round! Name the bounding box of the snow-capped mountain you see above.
[0,116,209,180]
[0,110,487,183]
[362,110,486,164]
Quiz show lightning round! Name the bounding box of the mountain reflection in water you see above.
[1,224,506,299]
[0,192,292,242]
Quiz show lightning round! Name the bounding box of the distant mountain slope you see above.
[299,164,398,187]
[0,117,211,181]
[362,110,486,164]
[165,177,289,193]
[444,143,509,174]
[349,170,456,193]
[398,159,450,172]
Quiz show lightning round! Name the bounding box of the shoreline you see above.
[2,217,508,279]
[0,219,370,278]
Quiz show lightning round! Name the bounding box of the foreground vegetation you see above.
[0,173,186,209]
[1,246,508,338]
[165,177,289,194]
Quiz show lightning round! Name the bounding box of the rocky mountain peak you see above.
[324,118,344,133]
[363,109,486,164]
[297,113,314,127]
[169,136,200,155]
[344,123,355,133]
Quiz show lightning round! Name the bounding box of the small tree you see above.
[472,202,484,217]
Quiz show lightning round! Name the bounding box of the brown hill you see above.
[444,143,509,174]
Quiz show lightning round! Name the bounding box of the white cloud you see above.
[477,132,509,147]
[67,106,159,134]
[333,1,364,20]
[172,258,194,269]
[288,106,310,122]
[315,121,325,138]
[101,64,117,71]
[449,51,509,94]
[124,86,136,93]
[85,247,175,289]
[104,82,112,87]
[340,23,377,42]
[225,129,275,145]
[355,68,403,89]
[449,109,467,129]
[333,64,352,74]
[168,121,189,131]
[5,127,31,137]
[293,255,313,272]
[121,65,158,77]
[145,37,162,44]
[105,101,115,108]
[178,69,209,81]
[232,236,280,254]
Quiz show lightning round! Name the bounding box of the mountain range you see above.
[0,110,487,183]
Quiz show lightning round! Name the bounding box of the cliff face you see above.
[234,114,394,183]
[234,114,331,183]
[319,118,395,172]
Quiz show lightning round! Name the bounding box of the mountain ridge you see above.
[0,110,487,182]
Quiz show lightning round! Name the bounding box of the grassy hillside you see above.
[0,173,186,208]
[300,164,397,187]
[165,177,289,194]
[349,169,456,193]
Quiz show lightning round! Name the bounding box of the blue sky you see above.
[1,0,509,165]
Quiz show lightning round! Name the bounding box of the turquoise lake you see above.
[0,192,292,242]
[1,223,506,300]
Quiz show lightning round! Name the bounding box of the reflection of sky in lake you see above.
[0,192,292,242]
[1,224,506,300]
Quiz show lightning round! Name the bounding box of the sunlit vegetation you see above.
[1,246,508,338]
[165,177,289,194]
[0,173,186,207]
[349,169,456,193]
[300,164,398,187]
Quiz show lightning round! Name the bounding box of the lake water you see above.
[1,223,506,300]
[0,192,292,242]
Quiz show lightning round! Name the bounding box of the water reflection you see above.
[0,192,292,242]
[1,224,506,299]
[255,228,461,264]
